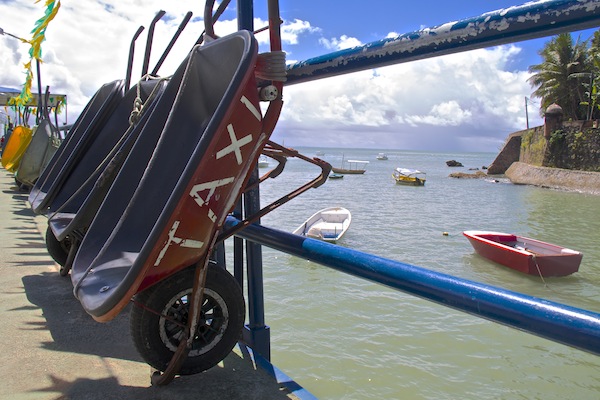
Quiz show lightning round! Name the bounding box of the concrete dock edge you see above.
[0,168,304,400]
[505,162,600,195]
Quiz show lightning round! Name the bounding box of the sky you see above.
[1,0,598,152]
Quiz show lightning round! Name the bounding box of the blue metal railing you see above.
[235,0,600,361]
[286,0,600,85]
[227,217,600,356]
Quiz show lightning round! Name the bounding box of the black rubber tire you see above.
[130,264,245,375]
[45,226,69,267]
[14,178,30,192]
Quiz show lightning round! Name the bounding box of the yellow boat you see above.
[392,167,426,186]
[1,125,34,172]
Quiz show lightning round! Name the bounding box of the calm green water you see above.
[228,148,600,400]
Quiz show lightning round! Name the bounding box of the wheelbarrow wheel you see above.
[14,177,30,192]
[130,263,245,375]
[45,226,69,267]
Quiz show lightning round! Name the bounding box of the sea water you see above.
[227,148,600,400]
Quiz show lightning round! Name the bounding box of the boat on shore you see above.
[463,230,583,277]
[332,158,369,174]
[393,167,426,186]
[292,207,351,242]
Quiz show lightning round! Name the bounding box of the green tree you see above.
[528,33,591,120]
[569,55,599,121]
[572,30,600,120]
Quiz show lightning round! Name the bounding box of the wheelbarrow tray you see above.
[42,80,165,225]
[71,30,265,322]
[1,125,33,172]
[48,78,170,242]
[29,80,125,214]
[16,119,62,187]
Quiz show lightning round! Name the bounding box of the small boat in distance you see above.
[329,173,344,179]
[393,167,426,186]
[315,150,325,156]
[332,158,369,174]
[258,155,269,168]
[463,230,583,277]
[293,207,351,243]
[376,153,388,160]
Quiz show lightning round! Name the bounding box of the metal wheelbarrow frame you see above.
[70,31,278,380]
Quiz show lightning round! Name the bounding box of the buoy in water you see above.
[442,232,449,236]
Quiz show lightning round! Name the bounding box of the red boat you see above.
[463,231,583,277]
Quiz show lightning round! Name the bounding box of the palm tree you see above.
[577,30,600,120]
[569,59,598,121]
[528,33,590,120]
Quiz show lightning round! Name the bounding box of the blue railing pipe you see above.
[225,216,600,356]
[286,0,600,85]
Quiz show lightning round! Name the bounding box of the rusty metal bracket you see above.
[217,140,331,242]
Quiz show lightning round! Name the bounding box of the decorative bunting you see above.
[13,0,61,108]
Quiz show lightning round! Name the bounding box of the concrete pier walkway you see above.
[0,169,301,400]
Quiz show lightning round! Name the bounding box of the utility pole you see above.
[525,96,530,130]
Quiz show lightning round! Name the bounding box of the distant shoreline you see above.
[504,162,600,195]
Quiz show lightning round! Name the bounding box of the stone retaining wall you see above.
[487,132,522,175]
[505,162,600,195]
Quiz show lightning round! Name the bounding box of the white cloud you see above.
[0,1,544,152]
[318,35,363,51]
[0,1,323,117]
[406,101,472,127]
[276,45,543,152]
[281,19,320,45]
[1,1,212,116]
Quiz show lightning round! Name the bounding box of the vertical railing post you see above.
[237,0,270,360]
[233,202,245,288]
